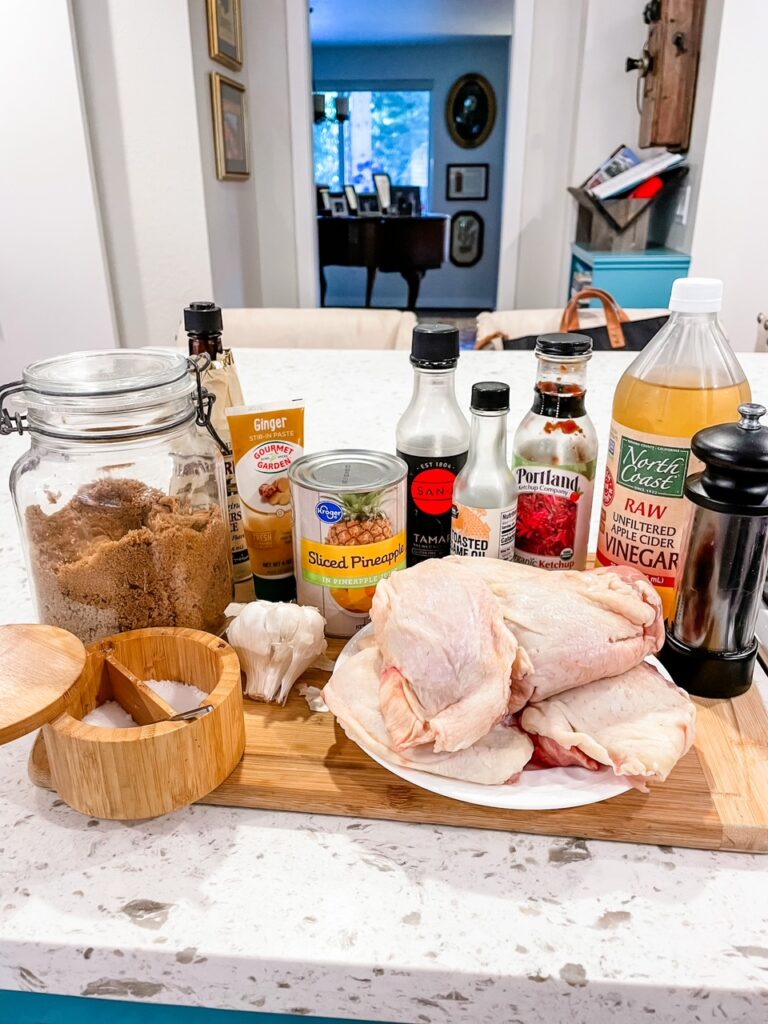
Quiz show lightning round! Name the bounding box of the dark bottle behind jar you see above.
[396,324,470,564]
[512,333,598,571]
[184,301,254,601]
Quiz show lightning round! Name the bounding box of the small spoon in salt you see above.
[167,705,214,723]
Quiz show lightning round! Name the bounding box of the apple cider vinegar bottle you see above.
[596,278,751,618]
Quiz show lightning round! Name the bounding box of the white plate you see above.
[331,624,664,811]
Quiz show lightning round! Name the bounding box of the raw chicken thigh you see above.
[446,557,664,710]
[324,647,533,784]
[371,559,520,753]
[520,662,696,791]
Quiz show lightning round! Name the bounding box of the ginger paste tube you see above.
[226,400,304,601]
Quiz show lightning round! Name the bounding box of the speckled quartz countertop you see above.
[1,349,768,1023]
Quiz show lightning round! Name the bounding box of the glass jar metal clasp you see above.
[0,382,28,437]
[187,354,230,456]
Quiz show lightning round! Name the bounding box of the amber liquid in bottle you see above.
[597,302,750,620]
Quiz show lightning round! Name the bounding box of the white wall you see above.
[0,1,116,379]
[72,0,214,348]
[690,0,768,352]
[511,0,588,309]
[246,0,318,308]
[187,0,262,310]
[659,0,723,254]
[502,0,718,311]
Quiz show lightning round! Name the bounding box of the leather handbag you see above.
[478,288,668,352]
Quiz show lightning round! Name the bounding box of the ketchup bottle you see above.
[512,333,597,570]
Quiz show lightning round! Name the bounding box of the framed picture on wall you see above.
[450,211,484,267]
[446,164,489,201]
[207,0,243,71]
[211,73,249,180]
[446,74,497,149]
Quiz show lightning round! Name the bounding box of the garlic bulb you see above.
[227,601,327,704]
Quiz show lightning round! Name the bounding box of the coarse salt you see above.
[82,700,137,729]
[144,679,208,713]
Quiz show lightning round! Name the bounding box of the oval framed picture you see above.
[450,211,484,268]
[446,74,497,149]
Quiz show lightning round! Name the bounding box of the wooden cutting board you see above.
[28,638,768,853]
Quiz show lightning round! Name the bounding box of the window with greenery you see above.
[313,89,430,202]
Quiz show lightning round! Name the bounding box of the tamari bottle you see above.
[451,382,517,560]
[396,324,470,564]
[596,278,751,618]
[513,333,597,571]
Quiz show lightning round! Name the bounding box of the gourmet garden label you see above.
[596,422,700,593]
[514,458,596,570]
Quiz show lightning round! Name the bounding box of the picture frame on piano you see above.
[357,193,381,216]
[316,186,332,215]
[329,194,349,217]
[373,173,392,214]
[344,185,359,214]
[391,186,422,217]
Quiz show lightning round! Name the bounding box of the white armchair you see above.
[176,307,416,351]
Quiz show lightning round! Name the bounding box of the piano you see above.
[317,215,449,310]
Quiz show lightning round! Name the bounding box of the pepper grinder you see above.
[660,403,768,698]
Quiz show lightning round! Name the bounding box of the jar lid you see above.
[0,625,86,745]
[686,404,768,515]
[23,349,190,398]
[535,332,592,358]
[289,449,407,492]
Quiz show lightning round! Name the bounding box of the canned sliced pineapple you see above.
[289,450,407,636]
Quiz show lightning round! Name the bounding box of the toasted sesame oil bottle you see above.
[450,382,517,560]
[596,278,751,619]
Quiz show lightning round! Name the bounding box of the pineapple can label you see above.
[289,452,407,637]
[513,458,595,570]
[450,503,516,560]
[596,421,698,597]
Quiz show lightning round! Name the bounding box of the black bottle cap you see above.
[411,323,460,367]
[535,332,592,357]
[686,403,768,515]
[184,301,223,335]
[471,381,509,412]
[253,574,297,602]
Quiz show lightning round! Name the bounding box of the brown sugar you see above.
[26,478,232,643]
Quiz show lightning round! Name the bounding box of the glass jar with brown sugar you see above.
[1,349,232,643]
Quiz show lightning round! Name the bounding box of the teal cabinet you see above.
[0,991,390,1024]
[570,243,691,308]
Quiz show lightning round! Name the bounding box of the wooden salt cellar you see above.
[0,624,244,820]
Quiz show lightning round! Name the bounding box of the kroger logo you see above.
[315,500,344,524]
